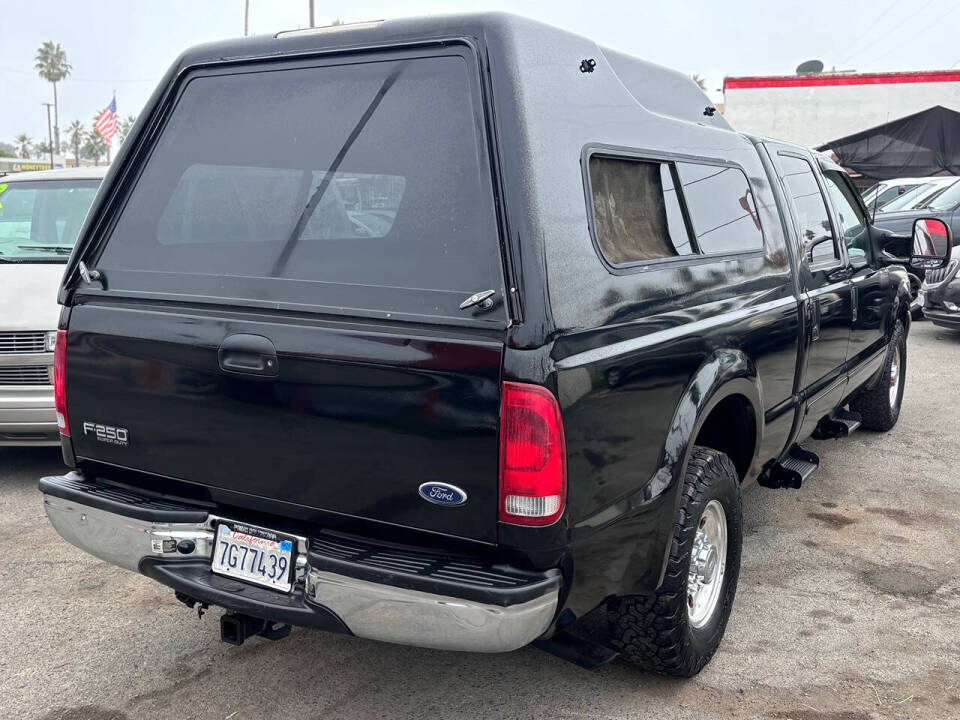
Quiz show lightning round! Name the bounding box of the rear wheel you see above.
[851,319,906,431]
[608,446,742,677]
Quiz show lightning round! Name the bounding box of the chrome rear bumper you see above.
[305,569,559,653]
[42,481,559,654]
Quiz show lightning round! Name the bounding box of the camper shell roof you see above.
[160,13,728,132]
[65,12,745,339]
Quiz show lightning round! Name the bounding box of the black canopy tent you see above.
[817,105,960,180]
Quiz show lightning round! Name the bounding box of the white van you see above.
[0,167,105,445]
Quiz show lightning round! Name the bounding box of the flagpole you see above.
[107,90,115,164]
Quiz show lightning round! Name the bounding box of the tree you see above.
[67,120,84,167]
[14,134,33,158]
[0,141,16,158]
[82,128,107,166]
[34,41,71,153]
[36,140,53,156]
[116,114,137,146]
[691,74,707,91]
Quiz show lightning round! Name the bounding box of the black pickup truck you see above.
[40,14,951,677]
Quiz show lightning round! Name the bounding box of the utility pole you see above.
[42,102,55,169]
[244,0,249,35]
[309,0,315,27]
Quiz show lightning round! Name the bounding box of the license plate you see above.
[211,521,296,593]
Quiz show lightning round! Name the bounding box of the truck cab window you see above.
[778,155,839,266]
[822,170,868,261]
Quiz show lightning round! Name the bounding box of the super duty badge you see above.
[82,422,129,447]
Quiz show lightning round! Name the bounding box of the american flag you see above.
[94,97,119,147]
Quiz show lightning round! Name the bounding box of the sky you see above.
[3,0,960,151]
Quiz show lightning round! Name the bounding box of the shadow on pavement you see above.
[0,446,67,483]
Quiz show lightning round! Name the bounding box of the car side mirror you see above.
[804,235,834,264]
[911,218,953,270]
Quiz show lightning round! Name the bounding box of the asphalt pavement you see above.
[2,320,959,720]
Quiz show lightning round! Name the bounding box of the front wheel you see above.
[850,319,906,431]
[608,446,742,677]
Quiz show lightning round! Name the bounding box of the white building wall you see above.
[723,79,960,149]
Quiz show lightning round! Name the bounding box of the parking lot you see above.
[0,320,957,720]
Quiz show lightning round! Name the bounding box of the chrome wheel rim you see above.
[687,500,727,629]
[889,345,901,408]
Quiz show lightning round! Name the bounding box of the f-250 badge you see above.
[82,422,129,447]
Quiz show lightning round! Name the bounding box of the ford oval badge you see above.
[418,482,467,507]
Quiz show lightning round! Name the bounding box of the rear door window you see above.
[95,52,504,322]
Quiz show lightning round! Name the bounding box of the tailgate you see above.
[62,47,509,543]
[66,302,503,543]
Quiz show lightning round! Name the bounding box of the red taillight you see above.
[53,329,69,436]
[499,381,566,526]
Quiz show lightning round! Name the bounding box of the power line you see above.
[867,2,960,67]
[0,65,156,84]
[838,0,941,69]
[835,0,900,67]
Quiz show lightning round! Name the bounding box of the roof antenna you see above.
[579,58,596,73]
[703,106,717,117]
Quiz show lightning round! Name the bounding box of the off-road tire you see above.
[850,319,906,431]
[608,446,742,677]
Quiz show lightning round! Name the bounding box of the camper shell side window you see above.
[583,147,765,273]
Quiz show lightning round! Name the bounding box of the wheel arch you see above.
[660,349,763,489]
[631,349,762,594]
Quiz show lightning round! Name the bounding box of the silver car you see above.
[0,167,105,445]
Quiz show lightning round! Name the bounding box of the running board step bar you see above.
[812,407,862,440]
[758,445,819,489]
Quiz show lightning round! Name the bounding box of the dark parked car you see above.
[874,178,960,236]
[873,179,960,309]
[919,245,960,329]
[39,14,950,677]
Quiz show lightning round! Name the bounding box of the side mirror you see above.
[804,234,834,264]
[911,218,953,270]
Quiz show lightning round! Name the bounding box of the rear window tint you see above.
[588,155,762,267]
[96,53,504,321]
[158,166,405,245]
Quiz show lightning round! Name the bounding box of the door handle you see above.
[218,334,279,377]
[807,299,821,342]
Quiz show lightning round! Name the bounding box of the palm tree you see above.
[116,114,137,146]
[14,133,33,159]
[691,74,707,91]
[36,140,53,156]
[34,41,71,153]
[67,120,84,167]
[82,129,107,166]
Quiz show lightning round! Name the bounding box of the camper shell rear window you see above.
[93,49,505,323]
